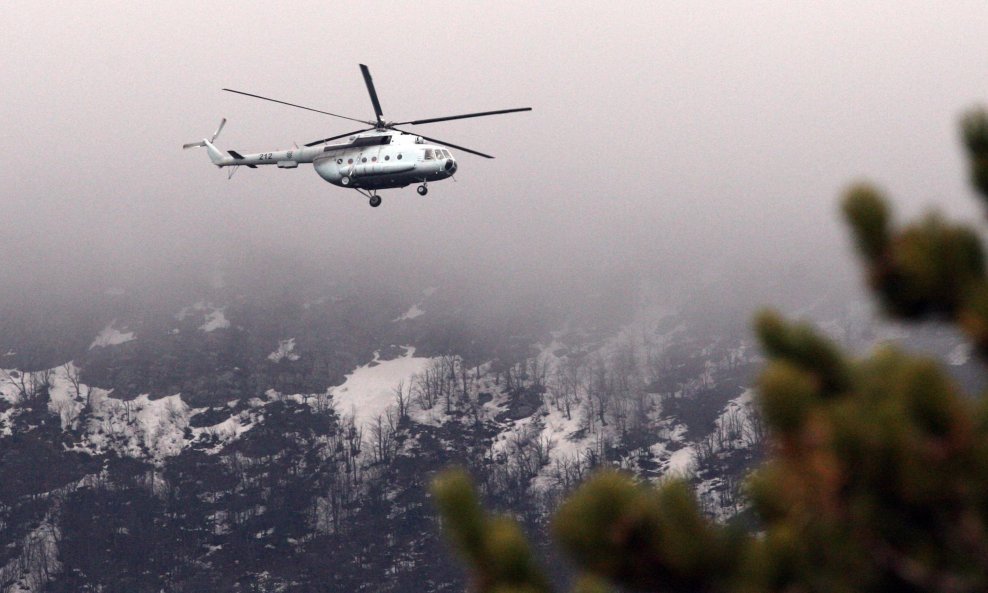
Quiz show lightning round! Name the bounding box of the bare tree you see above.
[62,362,93,411]
[588,355,613,430]
[416,357,457,410]
[313,391,334,414]
[0,367,49,402]
[743,402,766,450]
[33,367,55,401]
[528,355,550,392]
[392,380,410,420]
[533,434,556,468]
[369,410,398,465]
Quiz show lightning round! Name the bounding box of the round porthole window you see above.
[385,155,390,161]
[362,157,367,163]
[337,159,342,164]
[372,156,377,162]
[397,154,403,160]
[348,159,353,164]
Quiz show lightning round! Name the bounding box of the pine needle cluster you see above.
[432,107,988,593]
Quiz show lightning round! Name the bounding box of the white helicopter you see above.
[184,64,531,207]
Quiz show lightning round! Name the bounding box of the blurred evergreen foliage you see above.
[433,107,988,593]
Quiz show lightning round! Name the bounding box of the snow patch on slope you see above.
[646,423,695,476]
[199,308,230,332]
[192,413,258,454]
[519,304,688,491]
[268,338,300,362]
[691,388,759,520]
[331,347,432,427]
[0,364,105,433]
[393,287,438,322]
[76,389,264,460]
[1,361,266,459]
[714,388,755,450]
[393,304,425,322]
[176,301,230,332]
[666,444,695,475]
[89,322,135,349]
[81,392,191,460]
[48,364,96,429]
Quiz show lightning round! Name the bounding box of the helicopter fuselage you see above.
[206,131,456,190]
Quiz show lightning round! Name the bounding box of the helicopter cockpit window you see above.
[423,149,434,160]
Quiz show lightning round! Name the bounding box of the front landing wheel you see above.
[417,184,428,196]
[369,195,382,208]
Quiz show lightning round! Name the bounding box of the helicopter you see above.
[184,64,531,207]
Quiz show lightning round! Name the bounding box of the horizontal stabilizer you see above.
[227,150,257,168]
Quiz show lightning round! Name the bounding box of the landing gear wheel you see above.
[341,175,351,186]
[417,184,428,196]
[369,195,382,208]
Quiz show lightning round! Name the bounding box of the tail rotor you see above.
[183,118,227,149]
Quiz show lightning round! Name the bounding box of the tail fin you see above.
[203,140,225,165]
[183,118,227,165]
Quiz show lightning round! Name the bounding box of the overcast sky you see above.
[2,2,987,299]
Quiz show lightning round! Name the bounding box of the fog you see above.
[2,2,987,313]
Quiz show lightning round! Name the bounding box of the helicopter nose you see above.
[445,159,455,172]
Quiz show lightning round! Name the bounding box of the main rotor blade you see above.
[222,89,370,125]
[394,107,532,126]
[390,128,494,159]
[359,64,384,124]
[303,127,375,147]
